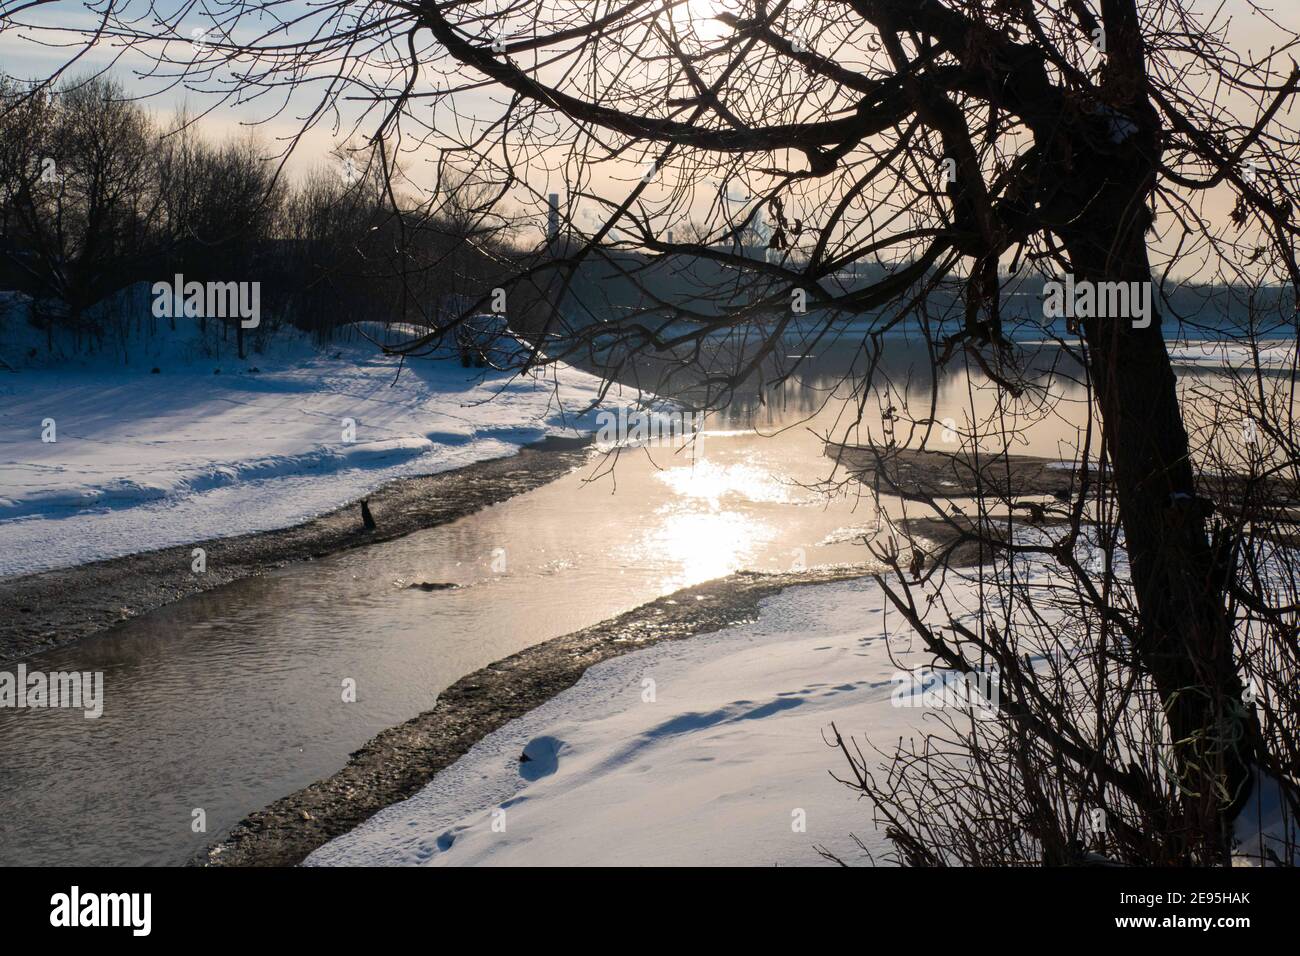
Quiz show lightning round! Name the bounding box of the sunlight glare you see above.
[640,508,776,588]
[677,0,735,43]
[654,459,796,505]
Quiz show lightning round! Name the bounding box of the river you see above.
[0,333,1258,864]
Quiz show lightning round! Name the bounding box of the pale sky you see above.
[1,0,1295,269]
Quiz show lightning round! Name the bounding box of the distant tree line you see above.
[0,75,522,358]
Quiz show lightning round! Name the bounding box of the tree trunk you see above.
[1067,224,1255,862]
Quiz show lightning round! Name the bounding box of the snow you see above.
[1167,337,1297,372]
[0,299,618,578]
[1234,768,1300,866]
[306,575,990,867]
[305,531,1296,868]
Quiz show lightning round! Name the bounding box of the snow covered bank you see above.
[1167,336,1297,372]
[0,308,615,577]
[305,575,960,867]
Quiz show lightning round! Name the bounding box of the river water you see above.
[0,334,1256,865]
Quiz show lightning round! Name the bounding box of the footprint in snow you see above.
[518,735,564,781]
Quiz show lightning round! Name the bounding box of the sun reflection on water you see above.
[615,456,802,588]
[638,507,777,589]
[653,457,798,505]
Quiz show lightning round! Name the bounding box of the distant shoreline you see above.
[0,436,592,664]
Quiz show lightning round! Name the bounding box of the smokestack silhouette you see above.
[547,193,560,242]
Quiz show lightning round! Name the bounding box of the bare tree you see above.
[0,74,161,349]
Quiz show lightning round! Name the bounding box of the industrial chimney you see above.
[547,193,560,242]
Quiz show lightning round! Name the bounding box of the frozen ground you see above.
[305,575,977,867]
[0,304,617,577]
